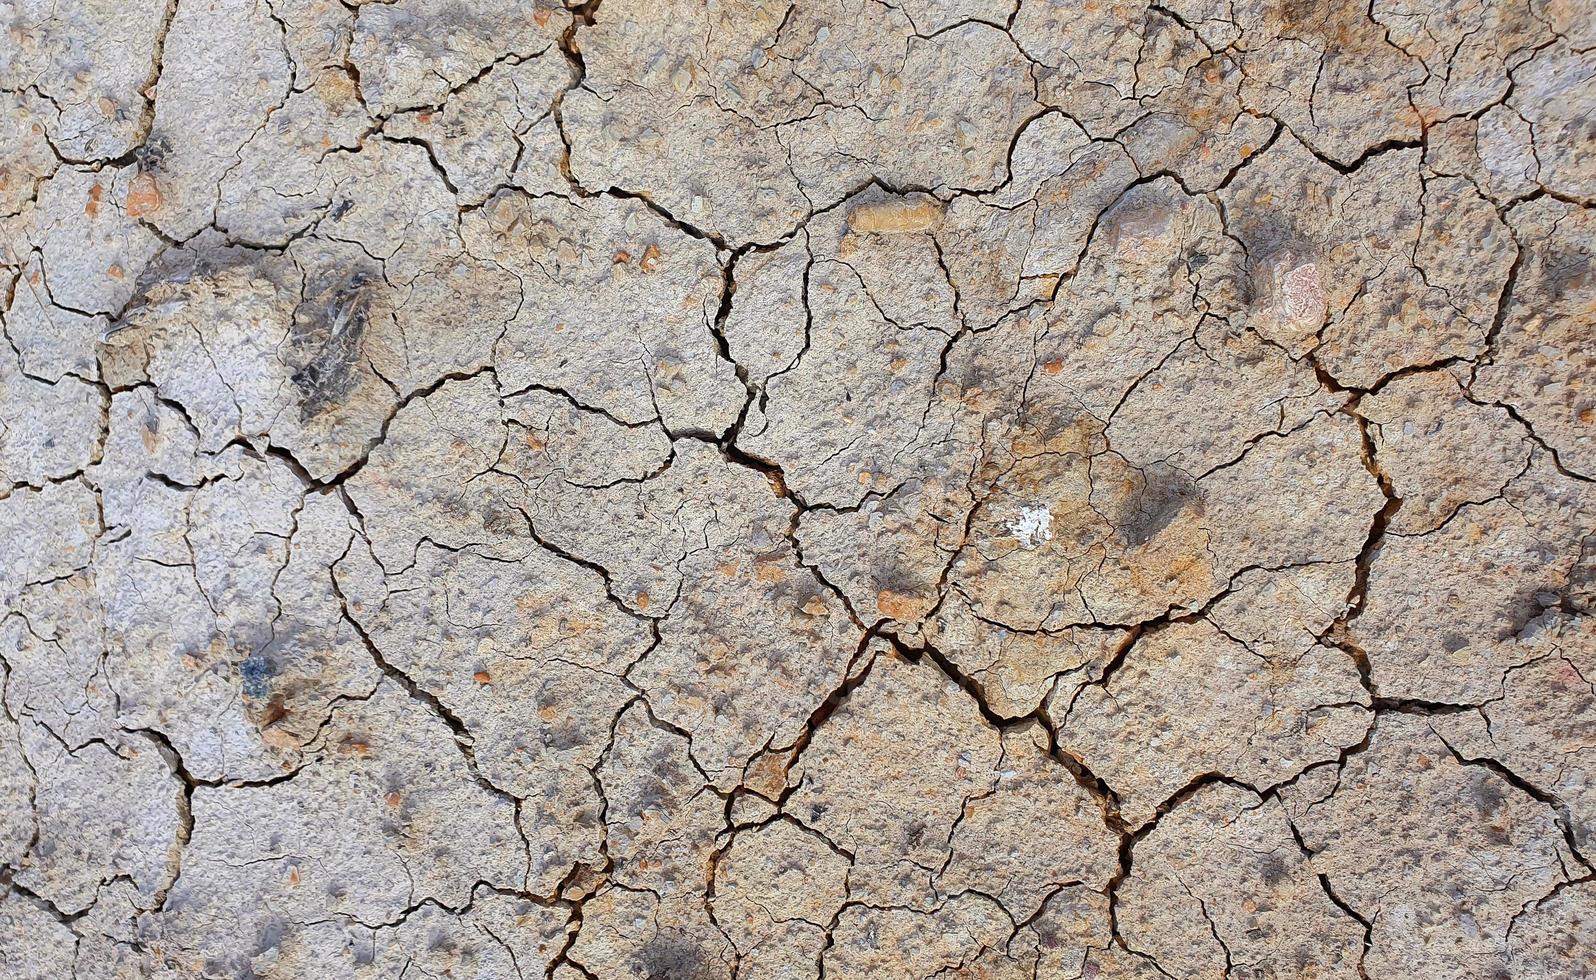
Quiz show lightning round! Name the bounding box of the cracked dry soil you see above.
[1,0,1594,977]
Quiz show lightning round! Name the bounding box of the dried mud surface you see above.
[2,1,1594,977]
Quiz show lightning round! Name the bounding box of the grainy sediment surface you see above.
[1,1,1594,977]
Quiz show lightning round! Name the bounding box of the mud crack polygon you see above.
[1,1,1593,977]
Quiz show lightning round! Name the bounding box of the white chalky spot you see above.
[1008,505,1053,550]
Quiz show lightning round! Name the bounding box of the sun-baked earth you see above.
[1,0,1594,977]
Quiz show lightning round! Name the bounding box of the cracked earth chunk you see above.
[1,576,115,753]
[348,0,567,117]
[154,682,526,970]
[1053,618,1370,828]
[741,195,955,506]
[468,190,743,435]
[712,818,850,974]
[1118,782,1365,979]
[1207,562,1356,662]
[628,505,860,789]
[0,891,78,979]
[1115,59,1280,194]
[938,724,1120,918]
[785,647,1001,905]
[91,388,210,562]
[343,373,520,568]
[315,139,474,288]
[100,243,397,481]
[514,431,862,788]
[995,180,1225,422]
[996,886,1114,977]
[937,113,1143,326]
[823,893,1017,979]
[1506,880,1596,978]
[138,0,293,240]
[1475,198,1596,478]
[98,445,376,783]
[1362,370,1532,534]
[921,592,1129,717]
[0,91,57,221]
[385,54,571,206]
[215,71,372,245]
[1425,112,1542,205]
[2,254,108,382]
[9,1,1596,971]
[1373,0,1545,121]
[795,463,984,627]
[782,19,1041,206]
[230,888,571,979]
[599,702,722,900]
[0,357,102,487]
[1209,0,1426,165]
[10,726,180,915]
[567,884,734,980]
[340,536,644,894]
[559,0,810,244]
[501,385,675,492]
[1290,712,1576,980]
[226,492,379,755]
[1107,317,1338,475]
[0,480,98,609]
[1486,40,1596,201]
[270,0,357,89]
[1431,613,1596,849]
[783,648,1113,911]
[1352,451,1595,703]
[28,165,163,316]
[1223,135,1515,387]
[720,231,813,392]
[0,0,167,160]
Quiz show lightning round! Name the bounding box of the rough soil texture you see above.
[1,1,1594,977]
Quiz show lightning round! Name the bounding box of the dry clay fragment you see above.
[712,818,851,975]
[0,0,168,160]
[1222,134,1514,387]
[1053,614,1369,828]
[349,0,568,117]
[1117,782,1366,979]
[1361,370,1531,535]
[152,683,527,973]
[1181,0,1427,164]
[466,190,744,436]
[0,891,78,980]
[90,415,378,784]
[137,0,293,240]
[385,53,572,205]
[98,241,399,482]
[567,0,1039,243]
[1475,198,1596,479]
[1431,613,1596,849]
[8,724,181,917]
[1351,450,1594,703]
[1288,712,1577,980]
[791,183,1380,634]
[786,646,1119,909]
[226,889,572,980]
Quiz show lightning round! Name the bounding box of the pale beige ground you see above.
[1,1,1594,977]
